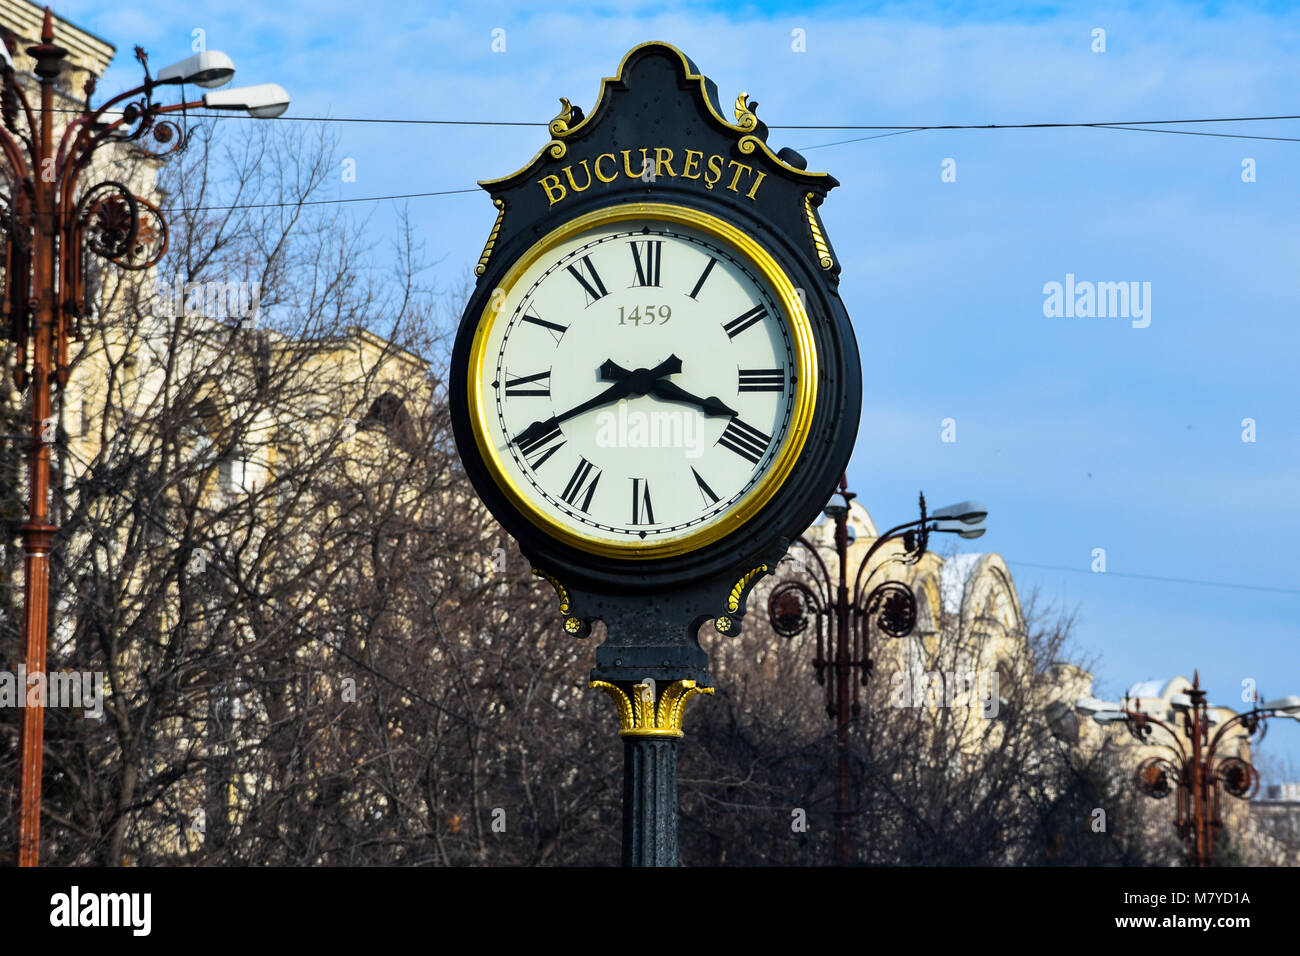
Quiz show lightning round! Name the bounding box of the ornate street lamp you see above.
[765,474,988,864]
[2,7,288,866]
[1078,673,1300,866]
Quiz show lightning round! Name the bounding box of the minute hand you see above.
[649,380,738,418]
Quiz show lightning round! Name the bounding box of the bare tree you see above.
[677,579,1177,866]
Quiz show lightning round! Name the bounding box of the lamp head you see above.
[935,517,986,539]
[156,51,236,88]
[823,492,849,520]
[203,83,290,118]
[1074,696,1118,716]
[1264,695,1300,717]
[930,500,988,524]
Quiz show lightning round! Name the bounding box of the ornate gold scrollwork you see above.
[549,97,582,136]
[542,97,579,159]
[734,92,759,130]
[531,567,570,614]
[474,198,507,277]
[804,192,834,271]
[478,43,834,190]
[590,680,714,737]
[728,564,769,612]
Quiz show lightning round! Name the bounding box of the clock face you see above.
[468,206,815,558]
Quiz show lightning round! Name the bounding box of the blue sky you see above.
[59,0,1300,773]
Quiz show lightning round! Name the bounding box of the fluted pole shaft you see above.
[623,735,679,867]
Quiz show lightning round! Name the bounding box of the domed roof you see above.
[1126,679,1170,700]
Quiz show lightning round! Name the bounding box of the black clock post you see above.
[450,43,862,866]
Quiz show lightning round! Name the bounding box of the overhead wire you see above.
[1006,561,1300,597]
[148,110,1298,212]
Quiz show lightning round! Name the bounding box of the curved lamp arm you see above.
[791,534,835,603]
[0,56,40,162]
[1120,703,1190,765]
[1205,706,1271,767]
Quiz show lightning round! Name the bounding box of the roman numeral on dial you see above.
[517,422,565,470]
[629,240,662,287]
[688,256,717,300]
[738,368,784,392]
[724,304,767,338]
[561,457,601,512]
[522,312,568,343]
[630,477,655,524]
[505,370,550,397]
[566,254,610,305]
[691,467,720,506]
[717,418,771,464]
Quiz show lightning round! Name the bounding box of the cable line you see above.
[165,187,480,213]
[158,109,1300,130]
[1007,560,1300,596]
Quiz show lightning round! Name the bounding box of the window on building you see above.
[359,392,417,450]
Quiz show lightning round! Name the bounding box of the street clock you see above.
[451,42,861,686]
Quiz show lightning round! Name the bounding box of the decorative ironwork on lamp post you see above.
[1,7,288,866]
[1078,672,1300,867]
[765,474,987,864]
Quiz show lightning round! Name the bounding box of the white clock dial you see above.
[474,214,809,554]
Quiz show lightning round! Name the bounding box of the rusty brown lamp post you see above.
[765,475,987,864]
[2,7,287,866]
[1080,673,1300,866]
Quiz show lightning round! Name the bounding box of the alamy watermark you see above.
[150,276,263,325]
[0,667,104,719]
[1042,273,1151,328]
[595,400,707,458]
[50,886,150,936]
[888,668,1000,718]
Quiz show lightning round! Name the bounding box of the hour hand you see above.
[650,354,683,378]
[649,380,737,417]
[600,354,682,383]
[599,359,632,382]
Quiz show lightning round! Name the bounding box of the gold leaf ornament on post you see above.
[590,680,714,738]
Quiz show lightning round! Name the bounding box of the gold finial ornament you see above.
[734,91,759,130]
[590,680,714,737]
[804,192,834,271]
[549,96,583,136]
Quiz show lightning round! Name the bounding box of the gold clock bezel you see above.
[467,201,818,559]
